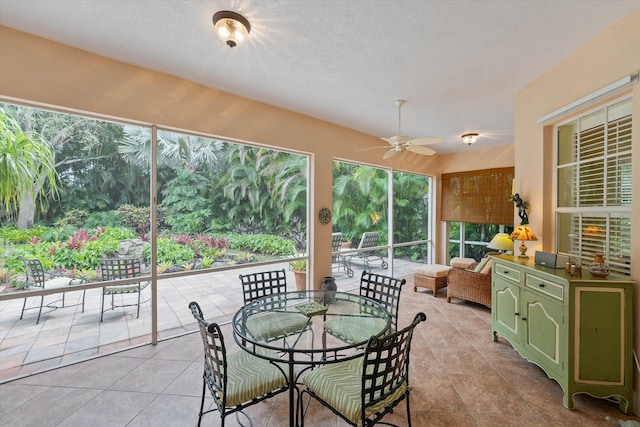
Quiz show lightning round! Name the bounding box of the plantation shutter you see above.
[556,97,632,275]
[440,167,514,224]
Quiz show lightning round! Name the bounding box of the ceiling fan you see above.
[373,100,443,159]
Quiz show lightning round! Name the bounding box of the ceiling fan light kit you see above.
[212,10,251,48]
[376,100,443,159]
[461,133,479,145]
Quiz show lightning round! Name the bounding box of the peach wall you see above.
[515,6,640,412]
[0,26,512,283]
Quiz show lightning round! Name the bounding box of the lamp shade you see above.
[509,225,538,242]
[487,233,514,252]
[509,225,538,259]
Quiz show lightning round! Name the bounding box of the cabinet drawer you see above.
[525,274,564,302]
[494,262,521,283]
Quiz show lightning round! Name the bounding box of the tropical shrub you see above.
[0,226,48,244]
[225,233,297,256]
[144,237,195,266]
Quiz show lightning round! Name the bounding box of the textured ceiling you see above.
[1,0,638,154]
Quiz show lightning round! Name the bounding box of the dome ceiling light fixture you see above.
[461,133,479,146]
[212,10,251,48]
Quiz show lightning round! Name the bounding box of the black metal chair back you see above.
[99,258,147,321]
[359,271,406,333]
[189,301,288,427]
[189,301,228,412]
[21,257,46,289]
[239,268,288,305]
[302,312,426,427]
[360,312,425,424]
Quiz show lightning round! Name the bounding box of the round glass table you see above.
[232,290,390,427]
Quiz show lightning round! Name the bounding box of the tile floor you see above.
[1,280,638,426]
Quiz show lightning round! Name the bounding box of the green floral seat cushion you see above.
[224,350,288,407]
[302,357,408,427]
[246,311,309,341]
[323,316,388,344]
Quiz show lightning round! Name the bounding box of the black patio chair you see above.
[19,256,85,324]
[344,231,389,278]
[301,312,426,427]
[99,258,149,322]
[239,269,310,344]
[189,301,288,427]
[323,271,406,346]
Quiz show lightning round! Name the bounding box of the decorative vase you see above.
[320,276,337,305]
[588,254,610,278]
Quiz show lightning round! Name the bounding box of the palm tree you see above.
[0,111,59,228]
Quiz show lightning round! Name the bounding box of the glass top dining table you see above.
[232,290,391,426]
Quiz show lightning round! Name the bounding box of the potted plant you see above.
[289,259,307,291]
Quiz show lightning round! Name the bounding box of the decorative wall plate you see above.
[319,207,332,224]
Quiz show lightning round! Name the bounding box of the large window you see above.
[448,222,513,262]
[332,161,433,281]
[556,97,632,275]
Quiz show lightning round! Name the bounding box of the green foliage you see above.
[53,208,89,227]
[117,204,151,235]
[225,233,297,256]
[289,259,307,271]
[82,210,120,229]
[39,225,78,242]
[0,226,48,244]
[144,237,195,266]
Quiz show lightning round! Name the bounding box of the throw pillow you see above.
[480,258,493,275]
[473,257,489,273]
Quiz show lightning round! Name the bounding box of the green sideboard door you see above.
[491,255,634,414]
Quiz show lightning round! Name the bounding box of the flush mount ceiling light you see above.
[461,133,479,146]
[212,10,251,48]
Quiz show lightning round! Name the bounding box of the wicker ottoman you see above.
[413,264,453,297]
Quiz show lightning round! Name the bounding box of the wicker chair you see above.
[446,258,493,308]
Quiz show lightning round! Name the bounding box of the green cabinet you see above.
[491,255,634,414]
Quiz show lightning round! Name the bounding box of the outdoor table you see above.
[232,290,391,427]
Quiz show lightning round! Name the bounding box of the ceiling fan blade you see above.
[356,145,394,152]
[408,137,444,146]
[383,149,398,159]
[407,145,436,156]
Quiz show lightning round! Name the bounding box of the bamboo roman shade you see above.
[441,167,514,224]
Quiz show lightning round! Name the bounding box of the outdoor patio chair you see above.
[189,301,288,427]
[99,258,149,322]
[19,256,85,324]
[344,231,388,278]
[323,271,406,346]
[331,232,344,272]
[239,269,310,344]
[301,312,426,427]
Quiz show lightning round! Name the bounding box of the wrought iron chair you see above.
[239,269,310,344]
[189,301,288,427]
[19,256,85,324]
[331,232,344,272]
[99,258,149,322]
[301,312,426,427]
[344,231,389,278]
[323,271,406,346]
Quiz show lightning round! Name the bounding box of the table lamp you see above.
[509,225,538,259]
[487,233,514,253]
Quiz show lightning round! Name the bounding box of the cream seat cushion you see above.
[450,257,476,269]
[415,264,452,278]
